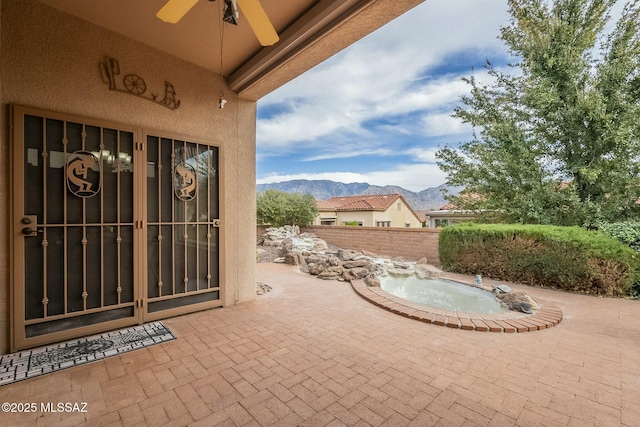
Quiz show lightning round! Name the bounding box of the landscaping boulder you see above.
[285,251,305,266]
[327,256,342,266]
[318,266,344,280]
[307,263,327,275]
[343,259,370,269]
[343,267,369,282]
[338,249,357,261]
[257,226,440,286]
[495,291,539,311]
[393,261,412,269]
[415,264,442,279]
[364,276,381,287]
[386,267,415,277]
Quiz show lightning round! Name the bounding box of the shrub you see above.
[439,223,640,296]
[595,221,640,251]
[257,189,318,227]
[594,221,640,298]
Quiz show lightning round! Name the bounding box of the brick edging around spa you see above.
[350,278,563,333]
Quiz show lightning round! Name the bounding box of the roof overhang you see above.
[38,0,425,101]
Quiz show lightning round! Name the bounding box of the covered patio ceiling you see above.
[38,0,424,100]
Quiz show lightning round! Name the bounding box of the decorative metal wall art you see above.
[100,56,181,110]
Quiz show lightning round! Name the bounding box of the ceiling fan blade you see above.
[237,0,279,46]
[156,0,199,23]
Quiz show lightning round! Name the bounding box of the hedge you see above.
[439,223,640,296]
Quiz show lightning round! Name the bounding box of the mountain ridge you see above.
[256,179,461,211]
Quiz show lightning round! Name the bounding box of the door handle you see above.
[21,216,39,236]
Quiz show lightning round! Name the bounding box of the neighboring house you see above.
[314,194,422,228]
[423,200,478,228]
[0,0,423,353]
[423,209,478,228]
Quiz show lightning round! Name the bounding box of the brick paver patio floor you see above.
[1,263,639,426]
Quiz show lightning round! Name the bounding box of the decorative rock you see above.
[285,251,305,266]
[343,259,370,269]
[308,263,326,275]
[338,249,357,261]
[361,250,379,257]
[313,240,329,251]
[495,291,539,311]
[386,268,415,276]
[318,267,343,280]
[492,285,512,294]
[256,282,272,295]
[368,263,387,277]
[393,261,412,269]
[343,267,369,281]
[415,264,442,279]
[327,256,341,266]
[258,226,440,285]
[305,254,328,265]
[508,302,532,314]
[364,276,381,287]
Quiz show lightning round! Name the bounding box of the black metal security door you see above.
[12,107,223,351]
[144,135,222,320]
[13,106,139,350]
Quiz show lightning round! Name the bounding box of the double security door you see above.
[12,106,222,350]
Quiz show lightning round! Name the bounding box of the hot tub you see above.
[380,275,506,314]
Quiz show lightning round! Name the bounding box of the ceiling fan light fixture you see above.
[223,0,239,25]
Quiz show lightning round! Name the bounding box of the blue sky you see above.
[256,0,514,192]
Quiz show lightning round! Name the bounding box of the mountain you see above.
[256,179,461,211]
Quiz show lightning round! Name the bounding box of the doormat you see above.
[0,321,175,386]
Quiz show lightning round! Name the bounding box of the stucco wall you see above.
[371,202,421,228]
[0,0,256,353]
[336,211,374,226]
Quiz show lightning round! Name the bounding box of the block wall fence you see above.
[257,225,442,265]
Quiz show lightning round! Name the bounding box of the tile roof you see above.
[318,194,402,211]
[316,200,339,211]
[439,192,483,210]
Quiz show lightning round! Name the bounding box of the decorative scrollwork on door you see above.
[66,150,101,198]
[174,162,197,201]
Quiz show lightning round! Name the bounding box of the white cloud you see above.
[256,0,512,191]
[420,113,471,137]
[301,147,397,162]
[257,0,511,150]
[405,147,440,163]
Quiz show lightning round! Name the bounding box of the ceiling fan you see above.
[156,0,279,46]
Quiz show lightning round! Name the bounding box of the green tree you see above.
[256,189,318,226]
[437,0,640,225]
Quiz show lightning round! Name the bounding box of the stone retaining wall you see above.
[257,225,442,265]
